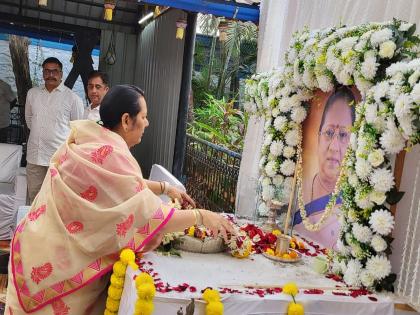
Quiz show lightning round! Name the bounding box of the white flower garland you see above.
[244,19,420,291]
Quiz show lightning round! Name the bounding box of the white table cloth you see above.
[118,251,394,315]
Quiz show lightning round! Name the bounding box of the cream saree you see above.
[5,120,175,314]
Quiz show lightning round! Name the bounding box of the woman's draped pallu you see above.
[5,120,175,314]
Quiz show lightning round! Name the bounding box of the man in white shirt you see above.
[84,71,109,122]
[0,79,16,142]
[25,57,84,204]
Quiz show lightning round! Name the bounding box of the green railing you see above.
[184,134,241,213]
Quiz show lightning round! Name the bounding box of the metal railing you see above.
[184,134,241,213]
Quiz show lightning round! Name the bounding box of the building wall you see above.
[100,9,187,178]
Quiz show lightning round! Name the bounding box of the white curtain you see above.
[236,0,420,309]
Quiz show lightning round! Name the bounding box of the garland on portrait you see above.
[243,19,420,291]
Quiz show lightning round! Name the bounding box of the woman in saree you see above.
[5,85,233,314]
[294,86,356,248]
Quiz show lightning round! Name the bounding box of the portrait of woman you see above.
[294,86,358,248]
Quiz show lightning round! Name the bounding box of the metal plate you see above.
[262,249,302,263]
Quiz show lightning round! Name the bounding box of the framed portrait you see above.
[293,86,361,249]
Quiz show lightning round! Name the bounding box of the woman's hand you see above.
[167,186,196,208]
[200,210,235,242]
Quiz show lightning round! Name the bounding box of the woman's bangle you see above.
[159,181,164,194]
[163,181,170,195]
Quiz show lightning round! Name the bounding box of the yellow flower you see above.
[272,229,282,236]
[135,272,154,287]
[137,283,156,301]
[105,297,120,312]
[202,289,221,303]
[112,261,127,277]
[287,302,304,315]
[108,285,123,300]
[120,248,135,265]
[206,301,224,315]
[266,248,275,256]
[104,310,117,315]
[134,299,154,315]
[188,226,195,236]
[283,282,298,296]
[110,274,125,289]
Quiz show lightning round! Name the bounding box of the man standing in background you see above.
[85,70,109,122]
[0,79,16,142]
[25,57,84,204]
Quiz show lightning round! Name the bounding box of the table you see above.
[118,250,394,315]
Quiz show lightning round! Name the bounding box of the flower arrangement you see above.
[202,289,224,315]
[133,272,156,315]
[105,249,139,315]
[244,19,420,291]
[283,282,304,315]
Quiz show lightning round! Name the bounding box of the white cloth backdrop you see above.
[236,0,420,310]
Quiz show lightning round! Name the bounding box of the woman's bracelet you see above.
[159,181,164,194]
[163,181,170,195]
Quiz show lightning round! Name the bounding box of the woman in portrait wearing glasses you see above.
[294,86,356,248]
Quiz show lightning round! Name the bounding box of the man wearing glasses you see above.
[84,71,109,122]
[25,57,84,204]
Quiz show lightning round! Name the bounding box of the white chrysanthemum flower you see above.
[271,107,280,118]
[355,158,372,180]
[373,81,389,102]
[258,202,269,216]
[280,84,293,97]
[354,39,367,52]
[379,40,396,59]
[371,234,387,252]
[270,140,284,157]
[365,255,392,280]
[291,106,307,123]
[336,36,358,51]
[317,75,334,92]
[344,259,362,286]
[350,133,357,150]
[370,168,395,193]
[360,270,375,288]
[265,160,278,177]
[262,184,275,201]
[289,94,301,108]
[361,51,378,80]
[278,97,290,113]
[411,83,420,103]
[408,70,420,87]
[273,116,287,131]
[355,192,374,209]
[370,28,393,46]
[283,146,296,159]
[398,114,414,138]
[264,133,273,146]
[348,173,359,188]
[243,101,257,113]
[280,159,296,176]
[287,48,297,64]
[369,190,387,205]
[272,175,284,186]
[336,238,350,255]
[303,69,316,88]
[380,119,406,154]
[368,149,385,167]
[352,223,373,243]
[365,103,377,124]
[285,129,300,146]
[331,259,344,274]
[395,94,413,118]
[369,209,395,235]
[399,22,413,32]
[387,84,402,102]
[337,69,352,85]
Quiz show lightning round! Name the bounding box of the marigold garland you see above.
[104,248,139,315]
[202,289,224,315]
[134,272,156,315]
[283,282,304,315]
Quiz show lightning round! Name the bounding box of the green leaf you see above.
[407,24,416,37]
[386,188,405,205]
